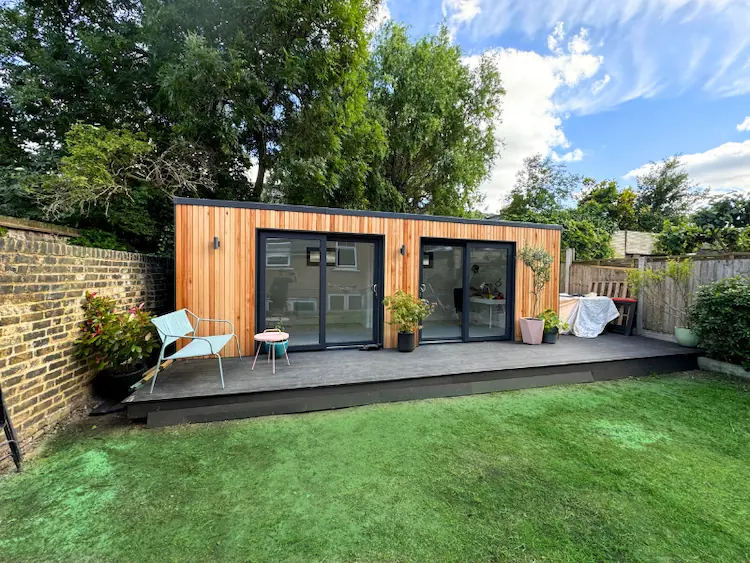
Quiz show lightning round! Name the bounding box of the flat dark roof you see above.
[173,197,563,231]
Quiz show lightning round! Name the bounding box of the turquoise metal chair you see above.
[150,309,241,393]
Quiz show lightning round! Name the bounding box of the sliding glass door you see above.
[420,239,514,342]
[258,232,383,350]
[421,243,464,340]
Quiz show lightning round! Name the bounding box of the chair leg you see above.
[234,335,242,359]
[216,354,225,389]
[149,348,166,394]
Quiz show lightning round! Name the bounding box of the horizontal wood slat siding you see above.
[176,204,561,354]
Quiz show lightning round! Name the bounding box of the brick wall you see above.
[0,229,173,456]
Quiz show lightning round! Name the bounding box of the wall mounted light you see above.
[213,236,220,250]
[400,245,406,256]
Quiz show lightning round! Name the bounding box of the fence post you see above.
[636,256,646,335]
[564,248,574,294]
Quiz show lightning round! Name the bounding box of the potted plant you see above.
[518,245,553,345]
[538,309,569,344]
[264,320,290,357]
[383,290,435,352]
[76,291,158,401]
[627,258,698,347]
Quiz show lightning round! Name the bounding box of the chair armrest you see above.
[193,317,235,335]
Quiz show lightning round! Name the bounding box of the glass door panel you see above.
[467,245,511,340]
[421,244,464,340]
[262,236,322,347]
[325,239,377,345]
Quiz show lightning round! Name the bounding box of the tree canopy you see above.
[0,1,504,251]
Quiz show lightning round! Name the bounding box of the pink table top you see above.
[254,331,289,342]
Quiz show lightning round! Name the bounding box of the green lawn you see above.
[2,372,750,562]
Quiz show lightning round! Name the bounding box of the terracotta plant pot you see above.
[397,332,416,352]
[520,317,544,345]
[674,326,699,348]
[542,327,558,344]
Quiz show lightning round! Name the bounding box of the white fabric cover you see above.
[559,294,620,338]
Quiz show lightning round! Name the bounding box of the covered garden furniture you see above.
[150,309,241,393]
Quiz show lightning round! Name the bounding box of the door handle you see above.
[372,283,378,296]
[420,283,426,294]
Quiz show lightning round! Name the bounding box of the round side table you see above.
[251,331,290,375]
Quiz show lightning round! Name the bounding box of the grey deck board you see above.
[126,334,696,404]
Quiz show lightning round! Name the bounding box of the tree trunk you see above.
[253,158,266,201]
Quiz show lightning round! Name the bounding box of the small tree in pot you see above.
[383,290,435,352]
[627,258,697,347]
[76,291,158,401]
[518,245,553,344]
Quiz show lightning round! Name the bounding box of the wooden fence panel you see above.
[567,264,632,296]
[563,254,750,335]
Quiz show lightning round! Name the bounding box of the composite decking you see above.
[125,335,699,426]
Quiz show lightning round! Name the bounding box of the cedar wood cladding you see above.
[175,198,562,352]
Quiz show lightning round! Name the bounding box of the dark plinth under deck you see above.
[125,335,699,426]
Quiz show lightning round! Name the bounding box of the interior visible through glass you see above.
[467,246,509,339]
[263,237,321,346]
[325,240,376,344]
[421,245,464,340]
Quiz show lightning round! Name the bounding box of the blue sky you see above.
[376,0,750,210]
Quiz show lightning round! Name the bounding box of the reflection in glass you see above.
[421,245,463,340]
[468,246,509,339]
[264,237,321,346]
[325,240,375,344]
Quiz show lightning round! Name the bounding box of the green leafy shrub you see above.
[537,308,569,332]
[75,291,158,373]
[691,276,750,369]
[0,226,7,237]
[68,228,131,251]
[383,290,434,334]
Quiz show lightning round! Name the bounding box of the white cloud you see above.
[624,141,750,193]
[552,148,584,162]
[547,21,565,54]
[737,117,750,132]
[466,24,607,209]
[442,0,481,29]
[456,0,750,103]
[591,74,611,94]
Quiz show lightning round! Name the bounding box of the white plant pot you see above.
[520,317,544,345]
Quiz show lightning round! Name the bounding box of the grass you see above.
[1,372,750,562]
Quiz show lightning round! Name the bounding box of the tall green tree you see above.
[498,154,614,260]
[365,23,504,215]
[692,193,750,230]
[152,0,376,201]
[579,178,637,231]
[634,155,708,232]
[502,154,580,218]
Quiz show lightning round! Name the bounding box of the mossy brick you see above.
[25,365,48,379]
[9,352,33,365]
[23,330,46,342]
[0,315,20,326]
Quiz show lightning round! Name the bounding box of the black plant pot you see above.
[91,363,149,402]
[542,328,558,344]
[397,332,416,353]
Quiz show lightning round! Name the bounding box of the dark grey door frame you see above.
[419,237,516,343]
[257,230,384,351]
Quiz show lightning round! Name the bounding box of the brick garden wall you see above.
[0,228,173,457]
